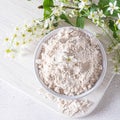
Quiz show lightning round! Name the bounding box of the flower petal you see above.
[109,2,113,7]
[118,13,120,18]
[115,6,119,10]
[118,24,120,30]
[107,7,111,11]
[110,10,113,14]
[114,1,117,6]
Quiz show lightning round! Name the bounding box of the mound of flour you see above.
[36,27,103,96]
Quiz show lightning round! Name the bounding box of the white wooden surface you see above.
[0,0,120,120]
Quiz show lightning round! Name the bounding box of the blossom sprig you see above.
[5,0,120,73]
[4,18,58,57]
[107,1,119,15]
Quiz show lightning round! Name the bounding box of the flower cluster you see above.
[88,9,106,27]
[4,19,58,57]
[4,0,120,73]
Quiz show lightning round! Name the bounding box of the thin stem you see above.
[104,5,109,8]
[38,5,79,10]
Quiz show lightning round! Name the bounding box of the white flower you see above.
[44,16,57,30]
[116,13,120,30]
[78,0,91,11]
[60,2,64,7]
[107,1,119,15]
[88,11,105,27]
[52,7,62,16]
[99,20,105,28]
[69,9,79,18]
[52,6,65,17]
[44,19,50,28]
[78,2,85,11]
[64,55,77,63]
[63,54,77,68]
[88,10,105,20]
[97,9,106,18]
[80,0,91,6]
[88,11,99,21]
[93,19,100,26]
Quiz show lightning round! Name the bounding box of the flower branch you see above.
[4,0,120,73]
[38,5,80,10]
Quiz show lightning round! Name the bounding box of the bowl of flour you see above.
[34,27,107,99]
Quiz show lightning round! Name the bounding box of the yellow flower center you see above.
[83,0,88,2]
[92,14,94,18]
[16,42,19,46]
[5,37,9,42]
[112,6,115,9]
[118,19,120,23]
[66,57,71,62]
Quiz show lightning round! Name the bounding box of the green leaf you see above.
[113,30,120,40]
[60,13,72,25]
[113,31,117,38]
[108,20,119,39]
[117,0,120,7]
[43,0,54,8]
[109,20,117,38]
[116,30,120,39]
[90,3,98,12]
[44,7,52,19]
[76,17,85,28]
[43,0,54,19]
[98,0,109,8]
[108,20,115,31]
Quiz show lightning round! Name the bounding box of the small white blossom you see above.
[60,2,64,7]
[44,16,58,30]
[97,9,106,18]
[44,19,50,28]
[100,20,105,28]
[116,13,120,30]
[78,0,91,11]
[52,6,65,16]
[69,10,78,17]
[64,55,77,63]
[88,11,99,21]
[107,1,119,15]
[93,19,100,26]
[63,54,77,68]
[78,2,85,11]
[80,0,91,6]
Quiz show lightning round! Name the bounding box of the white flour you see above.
[38,88,92,116]
[36,27,103,96]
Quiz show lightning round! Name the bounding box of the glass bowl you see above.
[34,27,107,100]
